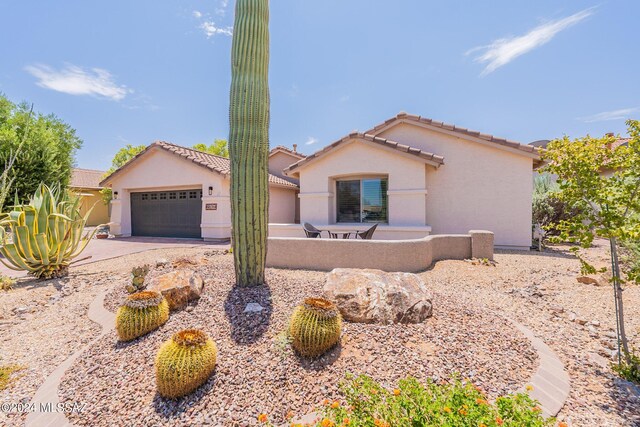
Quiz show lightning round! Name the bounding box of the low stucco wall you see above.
[266,230,494,273]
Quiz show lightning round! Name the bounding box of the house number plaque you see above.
[206,203,218,211]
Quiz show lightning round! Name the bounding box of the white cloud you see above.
[200,21,233,37]
[467,7,595,76]
[216,0,229,16]
[305,137,319,146]
[578,107,639,123]
[25,64,131,101]
[192,10,202,19]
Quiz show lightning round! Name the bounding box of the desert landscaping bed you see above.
[1,242,639,426]
[60,254,537,426]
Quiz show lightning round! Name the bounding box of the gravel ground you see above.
[3,240,639,426]
[421,240,640,426]
[0,247,228,426]
[60,254,537,426]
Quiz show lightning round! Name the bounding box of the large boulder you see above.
[148,270,204,311]
[324,268,432,324]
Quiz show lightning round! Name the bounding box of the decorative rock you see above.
[148,270,204,311]
[576,274,608,286]
[575,318,588,326]
[155,258,169,268]
[324,268,433,324]
[243,303,264,313]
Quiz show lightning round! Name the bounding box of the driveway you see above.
[0,237,230,279]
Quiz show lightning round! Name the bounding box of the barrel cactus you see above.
[289,298,342,358]
[116,291,169,341]
[155,329,217,398]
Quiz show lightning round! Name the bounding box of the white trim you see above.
[201,223,232,229]
[387,189,428,196]
[298,192,333,199]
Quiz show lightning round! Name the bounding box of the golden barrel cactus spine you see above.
[155,329,217,398]
[289,298,342,358]
[116,291,169,341]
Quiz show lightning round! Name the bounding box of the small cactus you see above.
[155,329,217,398]
[116,291,169,341]
[289,298,342,358]
[127,265,150,293]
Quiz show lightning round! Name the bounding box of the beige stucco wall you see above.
[74,189,109,227]
[269,186,296,223]
[266,230,493,272]
[376,123,534,248]
[296,139,430,230]
[269,151,301,179]
[106,146,297,239]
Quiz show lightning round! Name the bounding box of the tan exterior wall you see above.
[269,186,296,223]
[269,151,301,179]
[106,146,297,239]
[266,230,493,272]
[74,189,109,226]
[297,140,429,228]
[377,123,534,248]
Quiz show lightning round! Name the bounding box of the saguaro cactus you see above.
[228,0,270,286]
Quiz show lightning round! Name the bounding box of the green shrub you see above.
[612,349,640,384]
[620,239,640,284]
[312,374,554,427]
[0,275,16,291]
[532,174,578,244]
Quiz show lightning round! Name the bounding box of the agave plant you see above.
[0,184,96,279]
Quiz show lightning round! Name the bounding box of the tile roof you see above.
[70,168,107,189]
[367,112,540,156]
[100,141,298,188]
[269,145,306,158]
[283,132,444,174]
[528,137,630,150]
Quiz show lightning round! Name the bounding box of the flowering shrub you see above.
[312,374,554,427]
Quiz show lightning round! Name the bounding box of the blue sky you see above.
[1,1,638,170]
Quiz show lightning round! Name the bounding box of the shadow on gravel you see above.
[152,372,217,419]
[606,376,640,425]
[224,284,273,345]
[294,343,342,372]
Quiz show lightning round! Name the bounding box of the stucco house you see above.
[101,112,540,249]
[100,142,299,240]
[70,168,110,226]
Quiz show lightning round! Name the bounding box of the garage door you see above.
[131,189,202,238]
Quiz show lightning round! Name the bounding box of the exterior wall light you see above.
[113,191,118,200]
[208,186,213,196]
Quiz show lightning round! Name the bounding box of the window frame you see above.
[335,176,388,224]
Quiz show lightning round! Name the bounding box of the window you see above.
[169,192,176,199]
[336,178,388,223]
[150,193,158,200]
[179,192,187,199]
[141,193,149,201]
[159,193,167,200]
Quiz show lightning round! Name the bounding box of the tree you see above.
[100,144,147,204]
[193,139,229,157]
[228,0,270,286]
[0,95,82,210]
[541,120,640,368]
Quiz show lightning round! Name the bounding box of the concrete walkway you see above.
[1,236,229,278]
[25,289,115,427]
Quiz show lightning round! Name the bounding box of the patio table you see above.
[326,230,356,239]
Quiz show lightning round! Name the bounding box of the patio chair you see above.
[303,222,323,238]
[356,223,378,240]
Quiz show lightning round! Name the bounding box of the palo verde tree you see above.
[227,0,270,286]
[541,120,640,369]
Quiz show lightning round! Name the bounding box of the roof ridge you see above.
[72,167,106,173]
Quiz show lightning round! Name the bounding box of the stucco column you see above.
[469,230,494,260]
[201,195,231,240]
[108,199,123,236]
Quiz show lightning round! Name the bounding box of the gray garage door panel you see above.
[131,189,202,238]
